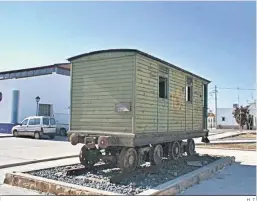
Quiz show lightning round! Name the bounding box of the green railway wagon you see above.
[67,49,211,172]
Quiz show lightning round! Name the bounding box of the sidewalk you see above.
[0,137,81,169]
[195,130,252,143]
[180,148,256,195]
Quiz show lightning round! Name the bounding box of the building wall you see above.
[207,116,215,128]
[216,108,238,128]
[0,73,70,125]
[70,52,135,133]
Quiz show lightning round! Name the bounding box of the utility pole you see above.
[237,87,240,130]
[214,85,217,128]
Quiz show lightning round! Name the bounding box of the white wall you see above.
[207,116,215,128]
[0,73,70,124]
[216,108,237,127]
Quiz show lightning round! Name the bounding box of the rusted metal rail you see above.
[66,163,116,176]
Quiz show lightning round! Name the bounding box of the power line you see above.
[217,87,256,91]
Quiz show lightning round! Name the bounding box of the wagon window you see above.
[186,76,193,102]
[186,85,192,102]
[159,76,168,99]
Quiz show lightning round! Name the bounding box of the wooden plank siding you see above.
[135,54,204,135]
[69,50,206,135]
[70,52,135,133]
[169,69,186,131]
[135,55,158,133]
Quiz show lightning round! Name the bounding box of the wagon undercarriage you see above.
[69,131,210,173]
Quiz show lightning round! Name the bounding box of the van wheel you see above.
[13,130,18,137]
[60,128,66,136]
[34,132,41,139]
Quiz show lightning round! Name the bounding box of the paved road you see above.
[0,136,80,168]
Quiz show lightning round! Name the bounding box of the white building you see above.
[216,108,238,129]
[216,103,256,129]
[0,63,71,134]
[207,112,215,129]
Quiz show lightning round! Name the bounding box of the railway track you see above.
[65,154,202,184]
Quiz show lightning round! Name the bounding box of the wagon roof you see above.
[67,49,211,83]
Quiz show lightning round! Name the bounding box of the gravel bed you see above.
[27,154,220,195]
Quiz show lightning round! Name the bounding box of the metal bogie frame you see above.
[68,130,209,173]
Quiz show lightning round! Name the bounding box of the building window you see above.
[28,71,34,76]
[4,73,10,79]
[21,71,27,77]
[159,76,168,99]
[222,117,225,121]
[186,76,193,102]
[15,72,21,78]
[10,73,16,79]
[38,104,51,116]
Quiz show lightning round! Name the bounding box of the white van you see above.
[11,116,57,139]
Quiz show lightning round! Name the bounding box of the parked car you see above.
[56,123,69,136]
[11,116,57,139]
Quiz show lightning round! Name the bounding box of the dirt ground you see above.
[196,143,256,151]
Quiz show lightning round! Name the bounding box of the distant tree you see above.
[232,105,250,129]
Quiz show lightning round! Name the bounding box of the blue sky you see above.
[0,1,255,111]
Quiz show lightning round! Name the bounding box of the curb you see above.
[138,156,235,195]
[0,135,14,138]
[0,155,79,169]
[4,172,121,196]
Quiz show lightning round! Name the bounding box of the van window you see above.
[50,118,56,125]
[43,118,50,125]
[21,119,28,125]
[28,118,40,125]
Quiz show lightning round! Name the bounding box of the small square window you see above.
[159,76,168,99]
[222,117,225,121]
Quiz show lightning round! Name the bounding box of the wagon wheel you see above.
[186,139,195,156]
[79,145,96,169]
[168,141,180,160]
[151,144,163,165]
[118,147,138,173]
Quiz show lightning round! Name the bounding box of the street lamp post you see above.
[35,96,40,116]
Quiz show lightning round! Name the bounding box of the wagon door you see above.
[158,66,169,133]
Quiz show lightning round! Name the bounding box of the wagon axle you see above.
[77,138,197,173]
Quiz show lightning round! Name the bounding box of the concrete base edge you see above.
[138,156,235,195]
[0,155,79,169]
[4,172,121,196]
